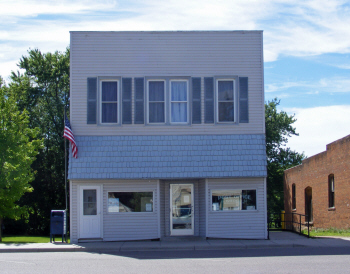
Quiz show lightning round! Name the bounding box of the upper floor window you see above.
[292,184,296,210]
[328,174,335,208]
[216,79,235,123]
[170,80,188,123]
[101,80,119,124]
[147,78,190,125]
[148,80,165,124]
[87,76,248,126]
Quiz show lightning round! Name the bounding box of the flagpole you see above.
[64,107,67,211]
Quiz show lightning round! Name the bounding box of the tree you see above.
[265,98,305,213]
[3,48,70,235]
[0,77,43,241]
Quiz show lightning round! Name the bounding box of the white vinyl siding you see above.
[70,182,78,243]
[159,181,166,237]
[164,182,170,237]
[103,180,159,241]
[70,31,264,135]
[206,178,266,239]
[70,178,267,241]
[198,179,206,237]
[194,182,200,236]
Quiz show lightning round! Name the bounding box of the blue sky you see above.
[1,0,350,157]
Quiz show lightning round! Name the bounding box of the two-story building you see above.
[68,31,267,243]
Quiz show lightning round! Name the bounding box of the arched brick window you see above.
[305,187,313,222]
[328,174,335,208]
[292,184,296,210]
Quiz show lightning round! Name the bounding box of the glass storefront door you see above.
[170,184,194,236]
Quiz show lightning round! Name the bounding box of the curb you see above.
[1,235,350,253]
[0,243,312,253]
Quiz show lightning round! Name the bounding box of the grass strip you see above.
[302,228,350,237]
[1,236,70,243]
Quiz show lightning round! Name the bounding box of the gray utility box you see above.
[50,210,67,243]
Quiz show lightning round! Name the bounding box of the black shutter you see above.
[192,77,201,124]
[87,77,97,124]
[134,78,144,124]
[239,77,249,123]
[204,77,214,123]
[122,78,132,124]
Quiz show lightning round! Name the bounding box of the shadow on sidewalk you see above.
[90,246,350,260]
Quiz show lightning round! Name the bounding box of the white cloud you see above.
[262,0,350,61]
[0,0,271,77]
[1,0,349,161]
[0,62,18,82]
[1,0,350,76]
[284,105,350,156]
[0,0,118,17]
[266,77,350,93]
[266,81,309,93]
[331,64,350,70]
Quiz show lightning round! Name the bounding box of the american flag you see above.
[63,116,78,158]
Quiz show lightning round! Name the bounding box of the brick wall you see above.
[284,134,350,229]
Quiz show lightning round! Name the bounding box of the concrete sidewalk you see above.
[1,231,350,253]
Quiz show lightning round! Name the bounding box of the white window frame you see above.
[99,79,120,125]
[147,79,166,124]
[211,189,257,212]
[107,191,155,214]
[169,79,190,124]
[215,78,237,124]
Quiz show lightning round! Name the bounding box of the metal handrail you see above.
[268,212,309,239]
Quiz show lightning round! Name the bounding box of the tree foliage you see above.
[0,77,43,240]
[3,48,70,235]
[265,98,305,213]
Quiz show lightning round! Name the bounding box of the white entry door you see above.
[170,184,194,236]
[79,186,101,239]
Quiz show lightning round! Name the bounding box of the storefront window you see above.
[108,192,153,213]
[212,189,256,211]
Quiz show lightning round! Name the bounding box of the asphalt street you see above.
[1,247,350,274]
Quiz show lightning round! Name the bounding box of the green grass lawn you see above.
[1,236,70,244]
[303,228,350,237]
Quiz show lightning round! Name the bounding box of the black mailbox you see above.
[50,210,67,243]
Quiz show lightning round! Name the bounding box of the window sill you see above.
[215,122,238,125]
[210,210,259,213]
[292,209,297,212]
[146,122,191,126]
[328,207,336,211]
[107,212,155,215]
[98,123,121,126]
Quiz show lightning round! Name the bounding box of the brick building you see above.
[284,134,350,229]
